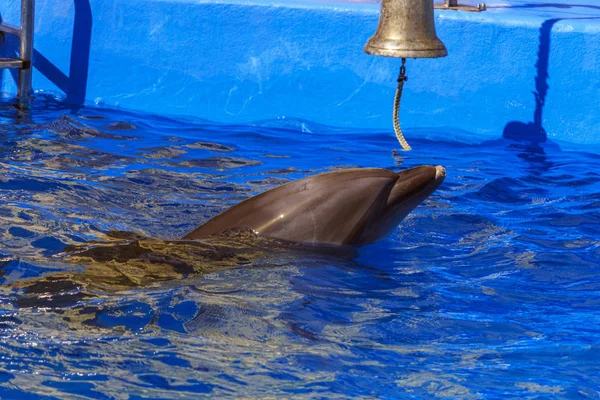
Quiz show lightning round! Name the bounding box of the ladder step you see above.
[0,23,22,37]
[0,58,24,69]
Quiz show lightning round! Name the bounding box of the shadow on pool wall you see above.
[0,0,91,109]
[492,17,553,174]
[35,0,92,109]
[502,14,600,144]
[485,1,600,145]
[502,18,555,144]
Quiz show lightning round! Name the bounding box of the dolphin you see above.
[3,165,445,312]
[184,165,446,246]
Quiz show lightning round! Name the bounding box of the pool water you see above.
[0,94,599,398]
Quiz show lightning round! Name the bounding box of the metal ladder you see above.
[0,0,34,98]
[434,0,486,11]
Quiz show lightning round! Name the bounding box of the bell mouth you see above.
[363,37,448,59]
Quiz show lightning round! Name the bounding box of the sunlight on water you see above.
[0,94,599,398]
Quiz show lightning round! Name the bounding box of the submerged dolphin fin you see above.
[183,166,446,246]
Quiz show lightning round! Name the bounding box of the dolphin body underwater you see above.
[9,165,446,307]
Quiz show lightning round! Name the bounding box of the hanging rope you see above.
[392,58,411,151]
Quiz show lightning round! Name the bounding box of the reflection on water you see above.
[0,94,599,398]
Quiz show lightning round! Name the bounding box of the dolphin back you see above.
[183,168,400,246]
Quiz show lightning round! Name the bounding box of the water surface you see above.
[0,95,599,399]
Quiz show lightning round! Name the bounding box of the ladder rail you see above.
[19,0,34,97]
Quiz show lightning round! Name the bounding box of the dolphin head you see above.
[184,166,445,246]
[353,165,446,245]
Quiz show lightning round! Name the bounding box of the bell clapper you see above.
[393,58,411,151]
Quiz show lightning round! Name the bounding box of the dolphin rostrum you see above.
[184,165,446,246]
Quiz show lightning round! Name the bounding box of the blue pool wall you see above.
[1,0,599,144]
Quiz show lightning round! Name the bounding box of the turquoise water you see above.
[0,95,599,398]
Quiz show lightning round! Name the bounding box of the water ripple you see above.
[0,95,599,398]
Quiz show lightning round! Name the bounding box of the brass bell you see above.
[364,0,448,59]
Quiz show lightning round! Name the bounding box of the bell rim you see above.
[363,45,448,59]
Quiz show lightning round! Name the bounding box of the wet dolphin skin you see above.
[184,166,446,246]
